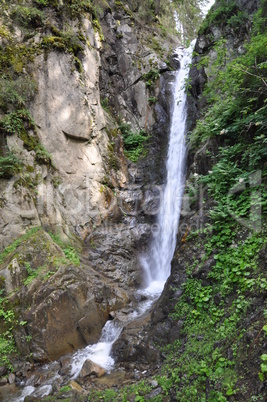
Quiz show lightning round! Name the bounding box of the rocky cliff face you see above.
[0,0,178,369]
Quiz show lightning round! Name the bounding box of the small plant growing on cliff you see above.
[11,5,45,29]
[142,69,160,87]
[35,145,52,165]
[0,151,22,179]
[49,233,80,266]
[119,122,149,162]
[259,354,267,381]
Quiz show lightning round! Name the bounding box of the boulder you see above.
[69,380,86,393]
[78,359,106,379]
[8,373,15,384]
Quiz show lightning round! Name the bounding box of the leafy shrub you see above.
[199,1,239,34]
[0,109,35,136]
[0,76,37,111]
[33,0,50,8]
[142,68,160,87]
[35,145,52,165]
[0,152,22,179]
[119,122,149,162]
[11,6,45,29]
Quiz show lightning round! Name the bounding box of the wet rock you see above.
[78,359,106,380]
[169,53,181,70]
[24,397,39,402]
[58,355,73,378]
[8,373,15,384]
[0,366,8,377]
[0,377,8,386]
[214,292,222,306]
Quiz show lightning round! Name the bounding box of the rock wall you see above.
[0,0,178,365]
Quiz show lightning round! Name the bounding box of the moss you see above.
[18,128,39,152]
[73,56,83,73]
[0,227,42,263]
[41,30,84,56]
[114,1,133,18]
[0,276,6,292]
[26,165,35,173]
[107,142,119,171]
[107,128,119,139]
[92,19,105,41]
[0,44,38,75]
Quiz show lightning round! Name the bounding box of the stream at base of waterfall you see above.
[3,35,199,402]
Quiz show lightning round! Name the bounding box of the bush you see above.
[119,122,149,162]
[11,6,45,29]
[0,76,37,111]
[0,152,22,179]
[0,110,35,136]
[35,145,52,165]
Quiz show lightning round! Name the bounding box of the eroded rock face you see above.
[0,1,178,371]
[0,229,129,362]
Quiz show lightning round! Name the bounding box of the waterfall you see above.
[141,41,196,294]
[4,3,216,399]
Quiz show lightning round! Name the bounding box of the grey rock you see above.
[8,373,16,384]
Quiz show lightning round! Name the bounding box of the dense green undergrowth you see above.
[156,1,267,400]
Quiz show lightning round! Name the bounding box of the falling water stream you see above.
[3,3,217,399]
[141,41,195,294]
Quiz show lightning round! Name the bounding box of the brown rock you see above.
[78,359,106,379]
[0,377,8,386]
[69,380,86,393]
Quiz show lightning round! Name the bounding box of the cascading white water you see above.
[141,41,196,294]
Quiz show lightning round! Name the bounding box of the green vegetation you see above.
[0,151,23,178]
[142,68,160,87]
[49,233,80,266]
[119,121,149,162]
[0,76,37,112]
[11,5,45,29]
[0,295,18,368]
[0,227,41,264]
[87,380,153,402]
[160,226,266,400]
[152,2,267,400]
